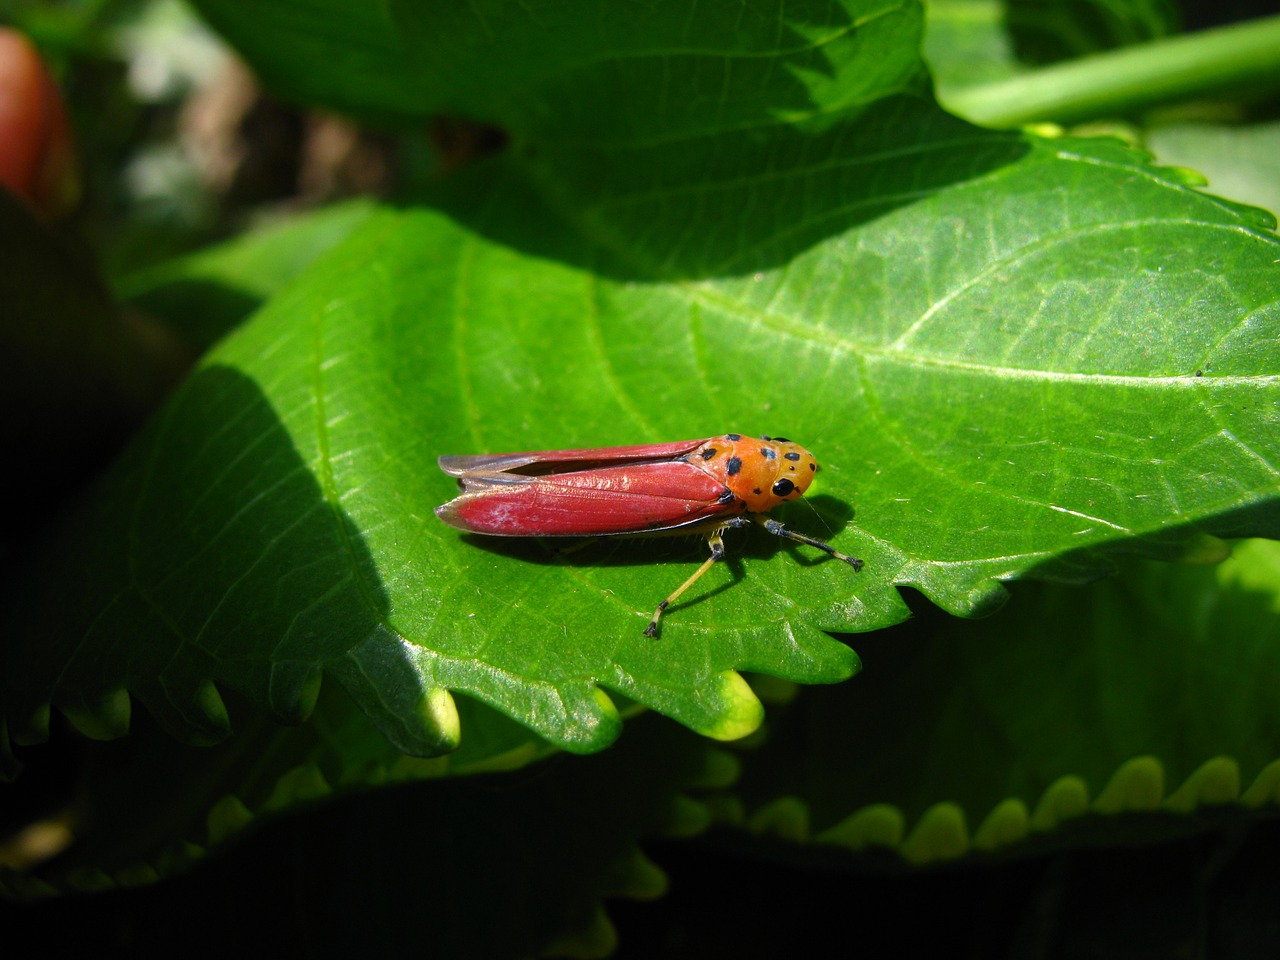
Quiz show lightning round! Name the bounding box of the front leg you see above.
[644,517,750,637]
[754,516,863,571]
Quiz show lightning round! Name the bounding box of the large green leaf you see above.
[733,539,1280,861]
[3,0,1279,763]
[188,0,925,131]
[2,708,727,959]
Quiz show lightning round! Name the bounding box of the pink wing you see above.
[435,459,735,536]
[437,438,711,479]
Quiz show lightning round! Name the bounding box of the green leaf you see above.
[3,0,1279,761]
[188,0,925,130]
[2,710,725,960]
[735,540,1280,857]
[118,200,382,353]
[0,679,563,898]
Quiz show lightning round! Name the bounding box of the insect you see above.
[435,434,863,637]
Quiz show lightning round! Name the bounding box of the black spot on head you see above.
[726,456,742,476]
[772,478,795,497]
[784,452,800,461]
[701,447,718,460]
[753,487,762,495]
[760,447,776,460]
[725,433,741,441]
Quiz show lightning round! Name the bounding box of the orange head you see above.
[690,434,819,514]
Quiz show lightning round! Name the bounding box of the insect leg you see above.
[644,518,749,637]
[754,516,864,571]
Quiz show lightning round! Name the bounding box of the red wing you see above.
[435,460,735,536]
[438,438,710,479]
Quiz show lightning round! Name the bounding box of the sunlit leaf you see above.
[2,0,1277,761]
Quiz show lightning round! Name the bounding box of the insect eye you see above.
[771,478,795,498]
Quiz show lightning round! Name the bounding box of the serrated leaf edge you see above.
[722,754,1280,865]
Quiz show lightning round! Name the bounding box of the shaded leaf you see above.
[118,199,381,353]
[735,540,1280,854]
[3,713,725,960]
[188,0,925,132]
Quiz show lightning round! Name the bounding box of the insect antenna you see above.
[799,493,837,538]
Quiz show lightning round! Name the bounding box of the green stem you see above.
[944,14,1280,128]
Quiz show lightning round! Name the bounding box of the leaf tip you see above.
[901,802,969,864]
[206,794,254,846]
[1242,759,1280,809]
[540,905,617,960]
[1093,756,1164,815]
[188,680,233,745]
[1165,756,1240,813]
[699,670,764,742]
[973,798,1030,851]
[816,803,905,851]
[268,662,323,723]
[58,687,132,741]
[1175,533,1231,566]
[748,796,810,843]
[1030,775,1091,831]
[420,686,462,751]
[7,703,50,747]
